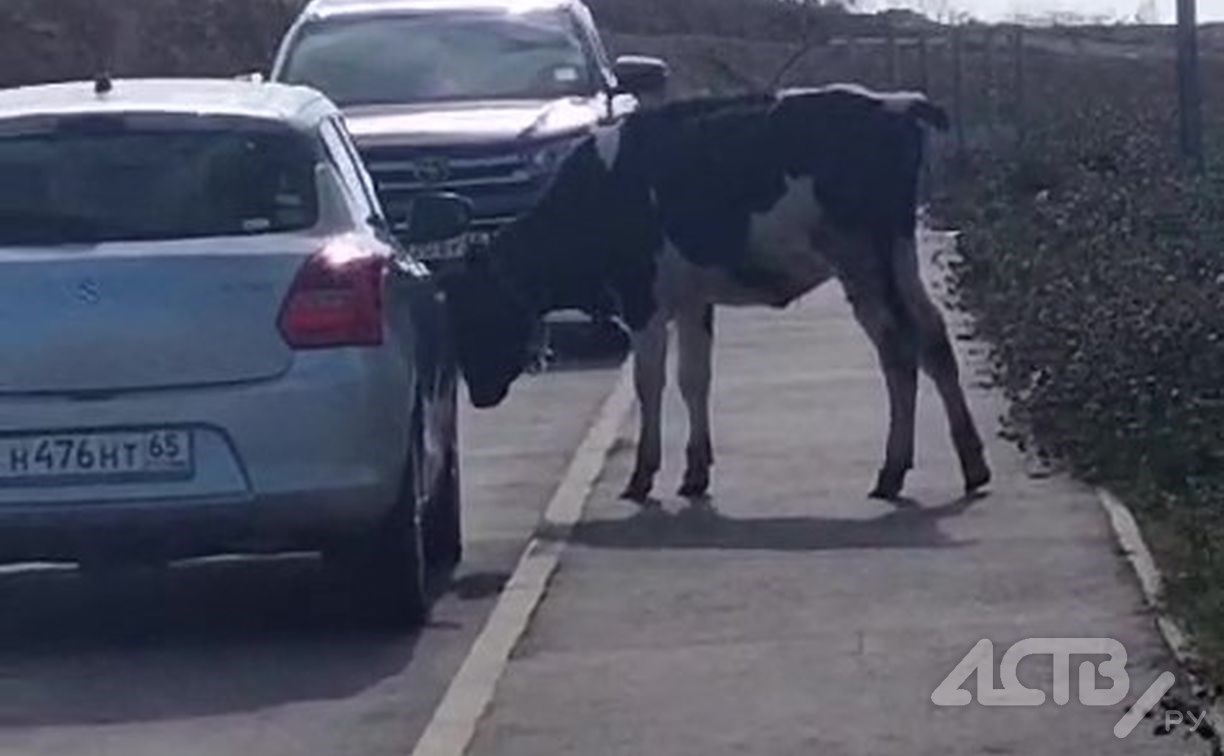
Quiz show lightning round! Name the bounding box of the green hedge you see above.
[942,54,1224,671]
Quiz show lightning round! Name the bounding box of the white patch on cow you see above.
[881,92,923,116]
[644,178,837,314]
[884,99,907,115]
[740,176,835,302]
[594,125,622,170]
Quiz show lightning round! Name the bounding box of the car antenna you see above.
[94,73,113,96]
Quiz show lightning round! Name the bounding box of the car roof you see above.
[302,0,579,21]
[0,79,337,131]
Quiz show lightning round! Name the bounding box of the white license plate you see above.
[407,231,492,262]
[0,429,193,485]
[408,235,470,262]
[466,230,492,248]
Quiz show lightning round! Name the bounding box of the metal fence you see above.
[610,22,1224,197]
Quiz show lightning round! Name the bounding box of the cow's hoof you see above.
[869,467,908,501]
[678,471,710,500]
[621,475,655,504]
[963,456,993,495]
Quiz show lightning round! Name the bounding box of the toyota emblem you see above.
[413,156,451,185]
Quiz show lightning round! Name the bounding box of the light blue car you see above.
[0,77,465,627]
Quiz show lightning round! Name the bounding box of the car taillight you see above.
[278,240,385,349]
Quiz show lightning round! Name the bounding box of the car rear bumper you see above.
[0,484,391,562]
[0,349,413,562]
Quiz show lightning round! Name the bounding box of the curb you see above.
[411,363,635,756]
[934,227,1222,748]
[1096,487,1224,750]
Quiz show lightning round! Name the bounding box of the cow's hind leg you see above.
[866,315,920,500]
[677,304,714,499]
[839,253,920,500]
[893,235,991,494]
[623,314,669,503]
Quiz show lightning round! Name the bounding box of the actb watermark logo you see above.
[932,638,1191,739]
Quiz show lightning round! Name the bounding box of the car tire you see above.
[339,443,429,630]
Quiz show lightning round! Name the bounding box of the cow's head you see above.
[439,126,659,409]
[394,192,533,408]
[439,257,537,408]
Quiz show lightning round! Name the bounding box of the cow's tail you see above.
[907,97,950,133]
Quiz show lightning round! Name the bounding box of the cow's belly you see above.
[709,176,836,308]
[654,243,832,311]
[653,177,838,312]
[741,176,837,298]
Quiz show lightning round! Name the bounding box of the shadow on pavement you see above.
[567,494,985,553]
[449,570,510,600]
[0,555,465,727]
[536,317,630,372]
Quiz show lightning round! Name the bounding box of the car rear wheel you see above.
[336,448,429,630]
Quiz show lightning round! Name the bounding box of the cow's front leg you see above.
[623,314,669,503]
[676,304,714,499]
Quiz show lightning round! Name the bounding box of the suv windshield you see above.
[279,11,598,106]
[0,122,318,246]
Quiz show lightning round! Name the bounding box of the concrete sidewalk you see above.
[467,233,1193,755]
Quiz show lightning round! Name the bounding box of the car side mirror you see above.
[387,193,473,244]
[613,55,669,97]
[234,72,266,83]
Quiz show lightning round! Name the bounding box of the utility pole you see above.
[952,25,966,164]
[1177,0,1204,169]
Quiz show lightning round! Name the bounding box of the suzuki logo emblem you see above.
[412,156,451,185]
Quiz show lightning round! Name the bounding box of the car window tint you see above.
[0,124,318,246]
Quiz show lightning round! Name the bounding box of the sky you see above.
[865,0,1224,23]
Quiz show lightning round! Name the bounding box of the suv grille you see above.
[361,144,551,234]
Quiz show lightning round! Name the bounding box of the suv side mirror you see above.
[387,193,473,244]
[613,55,669,97]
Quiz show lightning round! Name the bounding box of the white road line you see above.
[411,363,635,756]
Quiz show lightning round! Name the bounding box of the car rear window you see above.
[0,119,319,246]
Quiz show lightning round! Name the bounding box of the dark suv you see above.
[271,0,667,273]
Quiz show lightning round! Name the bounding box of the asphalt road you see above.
[0,359,623,756]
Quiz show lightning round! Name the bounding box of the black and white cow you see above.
[439,84,991,502]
